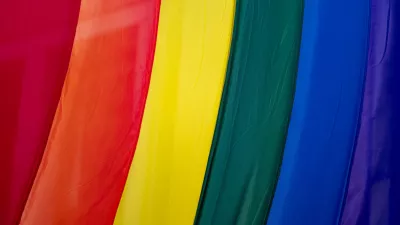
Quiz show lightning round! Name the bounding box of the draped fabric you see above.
[194,0,303,224]
[114,1,235,224]
[266,0,370,224]
[341,0,400,224]
[0,0,81,224]
[20,0,160,224]
[3,1,400,225]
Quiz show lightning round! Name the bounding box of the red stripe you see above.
[0,0,81,224]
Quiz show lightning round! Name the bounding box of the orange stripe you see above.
[20,0,160,224]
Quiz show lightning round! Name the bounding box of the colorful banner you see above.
[341,0,400,224]
[114,1,235,224]
[0,0,81,224]
[266,0,370,224]
[195,0,303,224]
[3,0,400,224]
[20,0,160,224]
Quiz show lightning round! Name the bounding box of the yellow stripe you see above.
[114,0,235,224]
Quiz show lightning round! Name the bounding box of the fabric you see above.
[266,0,370,224]
[114,1,235,224]
[0,0,81,224]
[341,0,400,224]
[194,0,303,224]
[20,0,160,224]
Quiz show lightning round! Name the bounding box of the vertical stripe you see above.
[20,0,160,224]
[114,1,235,225]
[195,0,303,224]
[341,0,400,224]
[0,0,80,224]
[266,0,370,224]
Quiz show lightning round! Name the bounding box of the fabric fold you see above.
[0,0,81,224]
[266,0,370,224]
[114,1,235,224]
[341,0,400,224]
[194,0,303,224]
[20,0,160,224]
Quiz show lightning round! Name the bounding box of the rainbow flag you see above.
[1,0,398,224]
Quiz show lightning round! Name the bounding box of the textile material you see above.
[195,0,303,224]
[114,0,235,224]
[341,0,400,224]
[0,0,81,224]
[266,0,370,224]
[20,0,160,224]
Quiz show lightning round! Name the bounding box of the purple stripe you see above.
[341,0,400,224]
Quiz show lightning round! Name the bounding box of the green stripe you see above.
[195,0,303,224]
